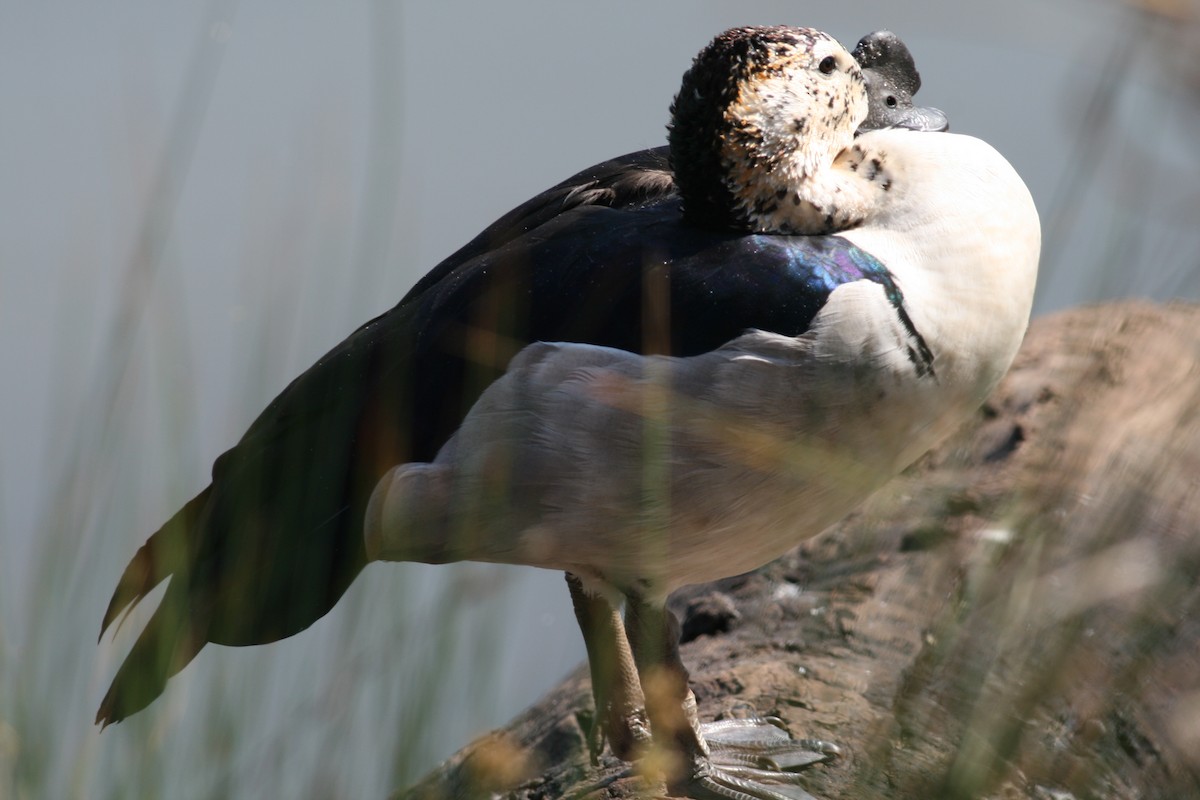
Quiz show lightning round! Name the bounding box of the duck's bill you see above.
[886,104,949,132]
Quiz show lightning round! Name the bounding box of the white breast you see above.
[840,131,1041,408]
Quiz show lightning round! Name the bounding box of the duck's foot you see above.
[677,718,839,800]
[704,717,839,771]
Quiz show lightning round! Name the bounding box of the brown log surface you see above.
[397,302,1200,800]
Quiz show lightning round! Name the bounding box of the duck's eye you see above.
[818,55,837,75]
[885,95,898,108]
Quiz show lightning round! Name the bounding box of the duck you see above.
[96,23,1038,800]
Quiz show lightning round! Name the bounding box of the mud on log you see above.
[396,303,1200,800]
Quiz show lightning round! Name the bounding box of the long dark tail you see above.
[96,486,210,726]
[98,487,209,639]
[95,580,203,727]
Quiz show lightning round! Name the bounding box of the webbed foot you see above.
[683,717,838,800]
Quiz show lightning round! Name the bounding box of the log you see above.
[396,302,1200,800]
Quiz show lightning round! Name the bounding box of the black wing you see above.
[94,147,676,724]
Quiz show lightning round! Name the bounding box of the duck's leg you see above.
[623,594,839,800]
[566,573,650,762]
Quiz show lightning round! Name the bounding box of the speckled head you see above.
[669,26,869,233]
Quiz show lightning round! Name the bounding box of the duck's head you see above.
[669,26,886,235]
[855,30,949,133]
